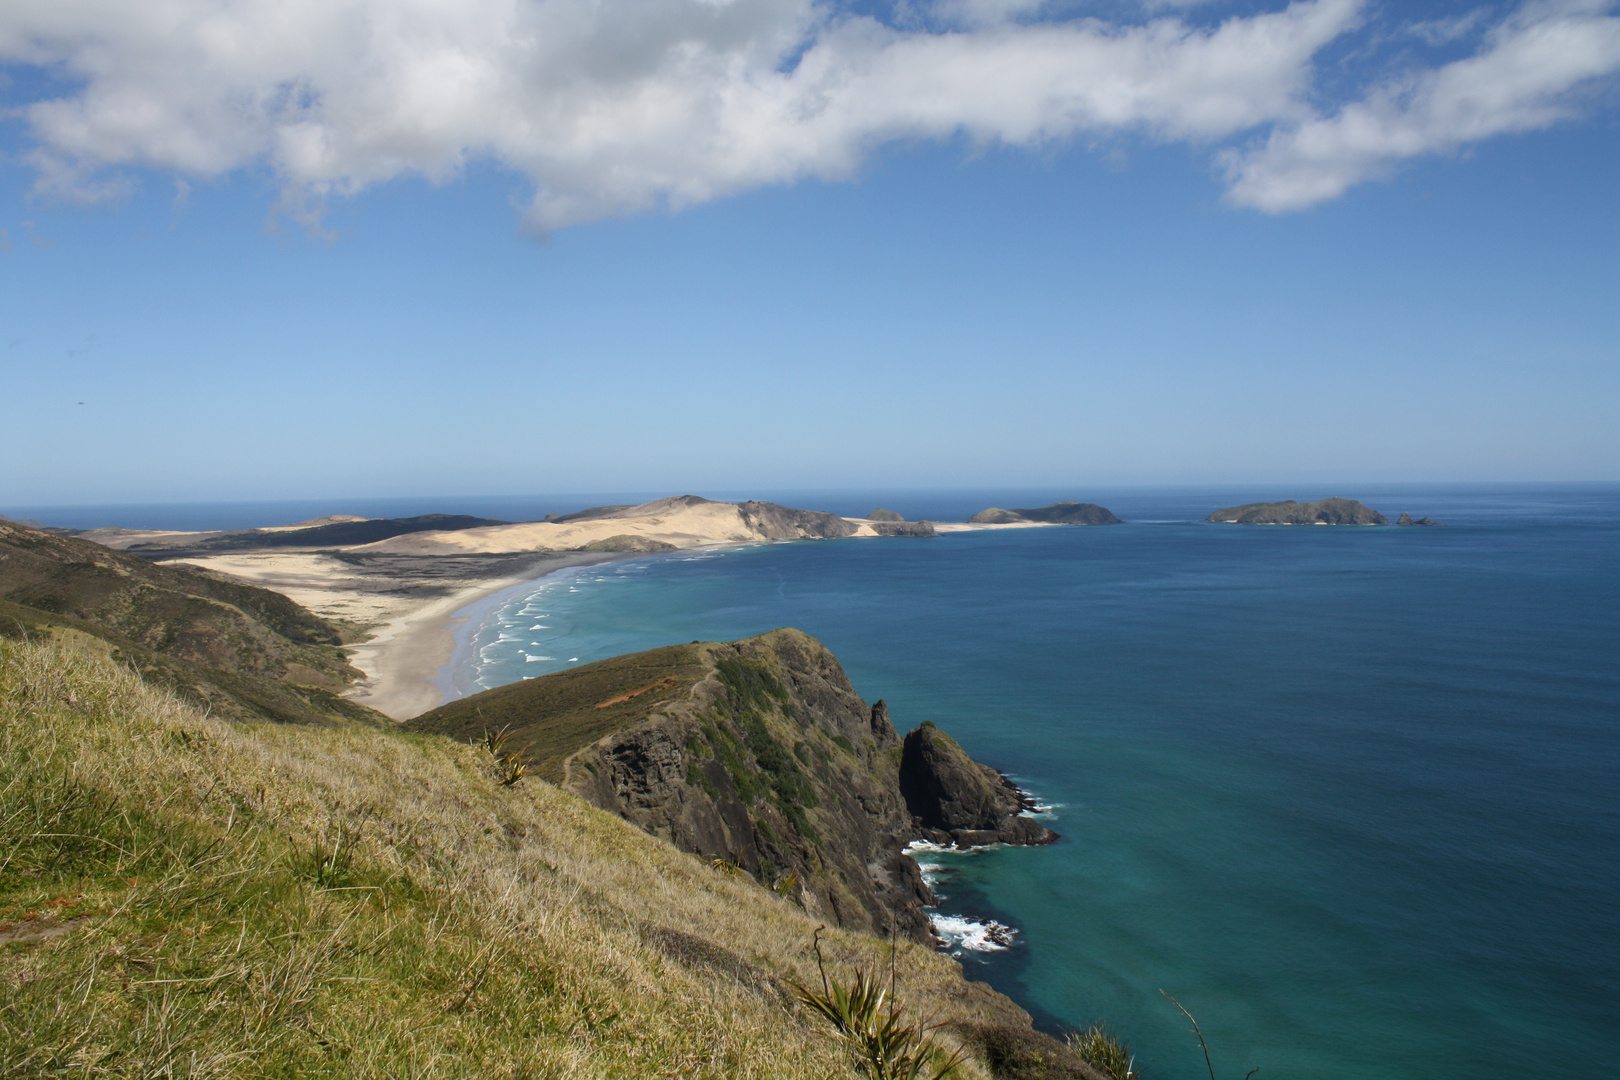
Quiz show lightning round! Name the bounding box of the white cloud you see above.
[1224,0,1620,210]
[1,0,1617,226]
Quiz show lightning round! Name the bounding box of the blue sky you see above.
[2,0,1618,507]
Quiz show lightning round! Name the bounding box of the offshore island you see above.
[1205,497,1441,526]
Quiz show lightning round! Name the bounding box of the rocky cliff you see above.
[1205,497,1389,525]
[409,628,1053,940]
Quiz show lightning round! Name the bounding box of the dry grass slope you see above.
[0,635,1018,1079]
[408,644,711,783]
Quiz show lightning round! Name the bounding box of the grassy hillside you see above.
[0,520,381,726]
[1,635,1112,1079]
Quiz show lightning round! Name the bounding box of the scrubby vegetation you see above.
[0,634,1034,1078]
[712,657,822,840]
[1067,1025,1134,1080]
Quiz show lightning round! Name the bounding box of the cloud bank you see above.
[2,0,1618,228]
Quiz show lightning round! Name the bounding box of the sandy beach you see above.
[177,549,630,720]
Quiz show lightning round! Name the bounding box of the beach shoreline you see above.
[341,550,634,720]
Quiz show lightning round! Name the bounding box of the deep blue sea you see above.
[445,486,1620,1080]
[18,486,1618,1078]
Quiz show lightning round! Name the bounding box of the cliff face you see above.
[901,722,1055,847]
[736,499,861,539]
[1205,497,1389,525]
[410,628,1054,940]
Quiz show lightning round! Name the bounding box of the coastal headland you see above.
[408,628,1056,941]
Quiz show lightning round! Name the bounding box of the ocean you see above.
[449,486,1620,1080]
[18,485,1618,1078]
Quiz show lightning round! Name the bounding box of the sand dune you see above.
[358,495,859,554]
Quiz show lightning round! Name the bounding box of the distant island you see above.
[968,501,1123,525]
[1397,512,1442,526]
[1205,497,1388,525]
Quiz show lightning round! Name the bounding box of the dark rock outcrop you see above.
[867,508,906,522]
[409,628,1052,941]
[1206,497,1388,525]
[737,500,861,540]
[969,503,1122,526]
[900,722,1056,848]
[1397,512,1441,526]
[870,520,938,537]
[586,496,861,541]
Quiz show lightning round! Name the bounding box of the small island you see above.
[969,501,1122,525]
[1205,498,1388,525]
[1397,512,1442,526]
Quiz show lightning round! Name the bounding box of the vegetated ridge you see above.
[127,513,512,554]
[0,518,381,726]
[408,629,1054,942]
[968,502,1123,526]
[1204,498,1389,525]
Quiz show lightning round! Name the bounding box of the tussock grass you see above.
[794,930,965,1080]
[0,636,998,1079]
[1068,1025,1134,1080]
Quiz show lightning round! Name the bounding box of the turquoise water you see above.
[455,487,1619,1079]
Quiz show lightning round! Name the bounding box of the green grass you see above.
[0,636,1012,1079]
[407,644,708,782]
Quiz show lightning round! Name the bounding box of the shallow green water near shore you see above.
[459,486,1620,1079]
